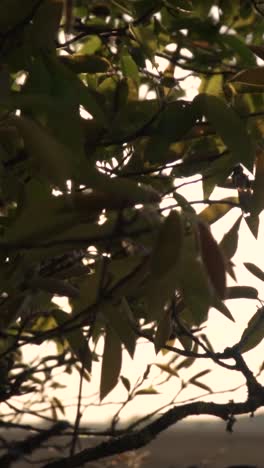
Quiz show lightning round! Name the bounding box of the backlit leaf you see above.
[155,363,179,377]
[135,387,159,395]
[100,325,122,400]
[250,149,264,217]
[238,306,264,353]
[231,67,264,87]
[193,93,255,171]
[154,310,172,353]
[7,116,74,187]
[226,286,259,300]
[150,210,183,277]
[199,197,238,225]
[219,215,242,260]
[198,221,226,299]
[244,262,264,281]
[101,299,136,359]
[52,310,92,373]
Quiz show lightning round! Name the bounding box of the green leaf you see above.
[71,262,104,315]
[31,0,62,52]
[244,262,264,281]
[83,168,161,205]
[135,387,159,395]
[7,116,75,187]
[176,216,215,325]
[190,380,212,392]
[130,24,157,61]
[155,363,179,377]
[60,54,110,73]
[144,269,178,321]
[250,150,264,217]
[0,0,37,33]
[150,210,183,277]
[193,93,255,171]
[219,215,242,260]
[238,306,264,353]
[230,67,264,87]
[100,325,122,400]
[199,197,238,225]
[43,53,108,126]
[222,35,256,67]
[226,286,259,300]
[52,310,92,373]
[101,299,136,359]
[144,102,198,163]
[121,49,139,87]
[154,310,172,353]
[29,277,79,298]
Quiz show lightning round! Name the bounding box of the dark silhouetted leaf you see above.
[226,286,259,300]
[100,325,122,400]
[244,262,264,281]
[198,221,226,299]
[199,197,238,225]
[238,307,264,353]
[193,93,255,171]
[219,215,242,260]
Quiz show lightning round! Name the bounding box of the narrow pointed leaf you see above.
[151,210,183,277]
[199,197,238,225]
[155,363,179,377]
[219,215,242,260]
[244,262,264,281]
[193,93,255,170]
[101,299,136,359]
[226,286,259,300]
[100,325,122,400]
[52,310,92,373]
[198,221,226,299]
[154,310,172,353]
[238,307,264,353]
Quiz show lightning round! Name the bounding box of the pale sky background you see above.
[6,48,264,429]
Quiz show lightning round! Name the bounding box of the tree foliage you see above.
[1,0,264,466]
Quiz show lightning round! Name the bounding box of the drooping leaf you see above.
[29,277,79,298]
[193,93,255,171]
[52,310,92,373]
[155,363,179,377]
[219,215,242,260]
[135,387,159,396]
[150,210,183,278]
[7,116,75,187]
[199,197,238,225]
[197,220,226,299]
[100,325,122,400]
[226,286,259,300]
[212,296,235,322]
[144,101,198,164]
[250,149,264,217]
[176,215,215,325]
[121,48,139,87]
[120,375,131,392]
[238,306,264,353]
[230,67,264,87]
[244,213,259,239]
[101,299,136,359]
[154,310,172,353]
[60,54,110,73]
[244,262,264,281]
[222,35,256,67]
